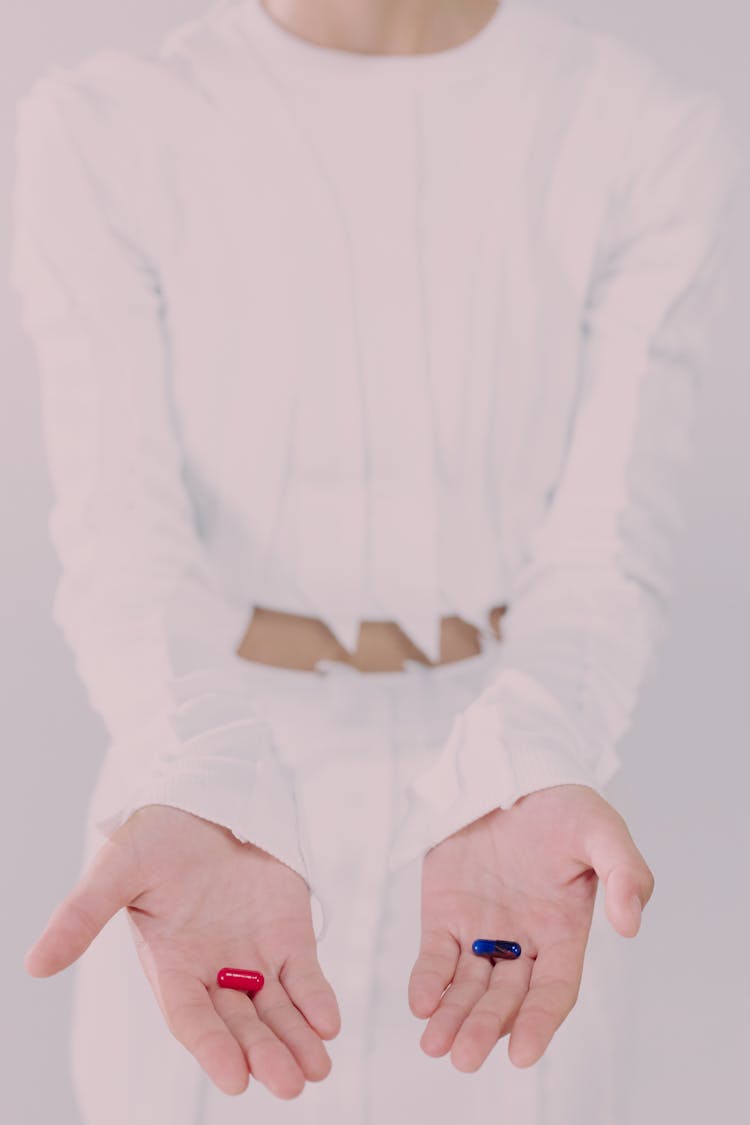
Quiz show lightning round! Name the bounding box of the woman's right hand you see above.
[23,804,341,1099]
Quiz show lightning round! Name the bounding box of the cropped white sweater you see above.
[9,0,740,938]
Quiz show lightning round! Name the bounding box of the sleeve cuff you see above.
[93,730,328,942]
[387,667,622,873]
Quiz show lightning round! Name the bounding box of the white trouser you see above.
[70,636,637,1124]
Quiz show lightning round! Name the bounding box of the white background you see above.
[2,2,748,1122]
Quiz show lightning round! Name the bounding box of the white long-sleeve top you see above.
[9,0,741,939]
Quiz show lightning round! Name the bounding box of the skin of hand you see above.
[22,804,341,1099]
[408,782,655,1071]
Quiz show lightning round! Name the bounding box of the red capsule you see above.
[216,967,265,992]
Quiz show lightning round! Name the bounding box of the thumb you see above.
[24,836,143,977]
[584,810,655,938]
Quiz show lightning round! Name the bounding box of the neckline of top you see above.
[224,0,529,90]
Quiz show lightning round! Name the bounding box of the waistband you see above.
[231,627,505,732]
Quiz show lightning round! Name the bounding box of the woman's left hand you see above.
[408,783,654,1071]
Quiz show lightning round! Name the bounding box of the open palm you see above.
[408,783,654,1071]
[23,805,341,1099]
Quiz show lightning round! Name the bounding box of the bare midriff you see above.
[235,604,508,673]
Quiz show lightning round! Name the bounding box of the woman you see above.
[10,1,738,1122]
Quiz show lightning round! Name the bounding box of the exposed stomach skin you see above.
[235,604,507,673]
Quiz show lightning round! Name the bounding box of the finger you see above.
[24,838,141,977]
[408,927,461,1019]
[584,813,656,937]
[159,968,250,1096]
[250,973,332,1083]
[280,946,341,1040]
[450,954,533,1072]
[212,980,306,1100]
[508,935,585,1068]
[419,949,492,1057]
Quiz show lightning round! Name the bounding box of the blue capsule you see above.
[472,939,522,960]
